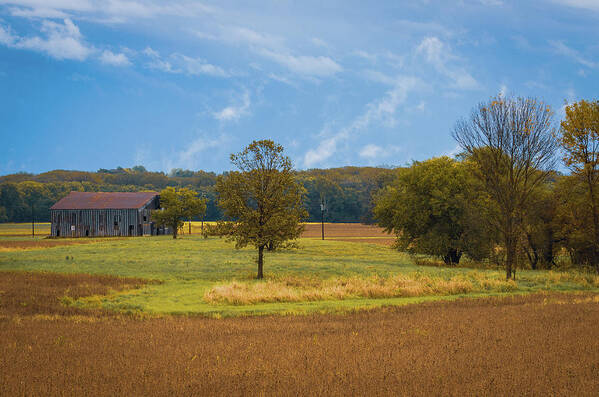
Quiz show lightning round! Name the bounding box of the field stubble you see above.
[1,271,598,396]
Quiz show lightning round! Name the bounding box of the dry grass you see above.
[1,271,598,396]
[204,273,518,305]
[0,239,100,252]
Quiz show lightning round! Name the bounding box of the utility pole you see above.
[320,198,326,240]
[31,203,34,238]
[201,192,206,235]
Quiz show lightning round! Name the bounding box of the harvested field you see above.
[0,239,99,252]
[1,271,598,396]
[329,237,396,246]
[302,223,395,245]
[301,222,389,238]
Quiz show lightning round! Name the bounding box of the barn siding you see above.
[50,195,162,238]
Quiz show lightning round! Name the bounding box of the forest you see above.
[0,165,396,224]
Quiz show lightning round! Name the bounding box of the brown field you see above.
[302,223,396,245]
[1,271,598,396]
[0,239,101,252]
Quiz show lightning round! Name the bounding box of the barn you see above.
[50,192,161,237]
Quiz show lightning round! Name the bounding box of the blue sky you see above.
[0,0,598,174]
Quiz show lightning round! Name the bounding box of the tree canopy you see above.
[453,96,558,279]
[152,187,206,239]
[215,140,307,279]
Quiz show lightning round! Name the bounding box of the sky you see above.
[0,0,598,175]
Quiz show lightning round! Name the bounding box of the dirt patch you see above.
[302,223,390,238]
[0,271,598,395]
[0,271,148,317]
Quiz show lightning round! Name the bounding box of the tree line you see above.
[375,97,599,278]
[0,166,394,224]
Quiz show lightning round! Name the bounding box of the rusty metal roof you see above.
[50,192,159,210]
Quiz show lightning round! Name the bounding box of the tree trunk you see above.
[443,249,461,266]
[525,232,539,270]
[586,173,599,274]
[257,245,264,279]
[172,224,178,239]
[505,235,515,280]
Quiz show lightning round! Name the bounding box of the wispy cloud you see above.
[416,36,479,90]
[550,40,597,69]
[99,49,130,66]
[304,76,418,167]
[167,133,229,170]
[551,0,599,12]
[359,144,401,159]
[213,89,251,122]
[0,18,94,60]
[2,0,215,22]
[196,25,342,79]
[257,48,342,77]
[143,47,228,77]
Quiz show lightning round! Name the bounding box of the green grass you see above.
[1,234,597,316]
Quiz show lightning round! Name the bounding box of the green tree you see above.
[517,179,559,270]
[559,99,599,273]
[453,96,557,279]
[215,140,307,279]
[553,174,596,268]
[374,157,492,265]
[152,187,206,239]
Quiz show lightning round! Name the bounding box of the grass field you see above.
[0,223,597,316]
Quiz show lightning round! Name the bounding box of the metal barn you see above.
[50,192,161,237]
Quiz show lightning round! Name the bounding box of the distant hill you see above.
[0,166,399,223]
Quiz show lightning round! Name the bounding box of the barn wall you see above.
[51,209,146,237]
[50,195,165,238]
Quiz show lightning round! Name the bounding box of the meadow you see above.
[0,222,597,317]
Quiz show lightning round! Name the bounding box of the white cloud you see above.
[416,36,479,90]
[551,0,599,12]
[257,48,342,77]
[196,25,342,78]
[143,47,228,77]
[550,40,597,69]
[443,144,462,158]
[196,25,284,49]
[478,0,503,5]
[304,76,418,167]
[0,25,16,45]
[99,49,131,66]
[213,90,251,122]
[1,18,94,60]
[359,144,402,159]
[9,6,69,18]
[499,84,508,97]
[1,1,214,22]
[171,133,228,170]
[352,50,378,62]
[311,37,328,47]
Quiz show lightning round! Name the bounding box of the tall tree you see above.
[152,187,206,239]
[453,96,557,279]
[215,140,306,279]
[374,157,493,265]
[559,99,599,273]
